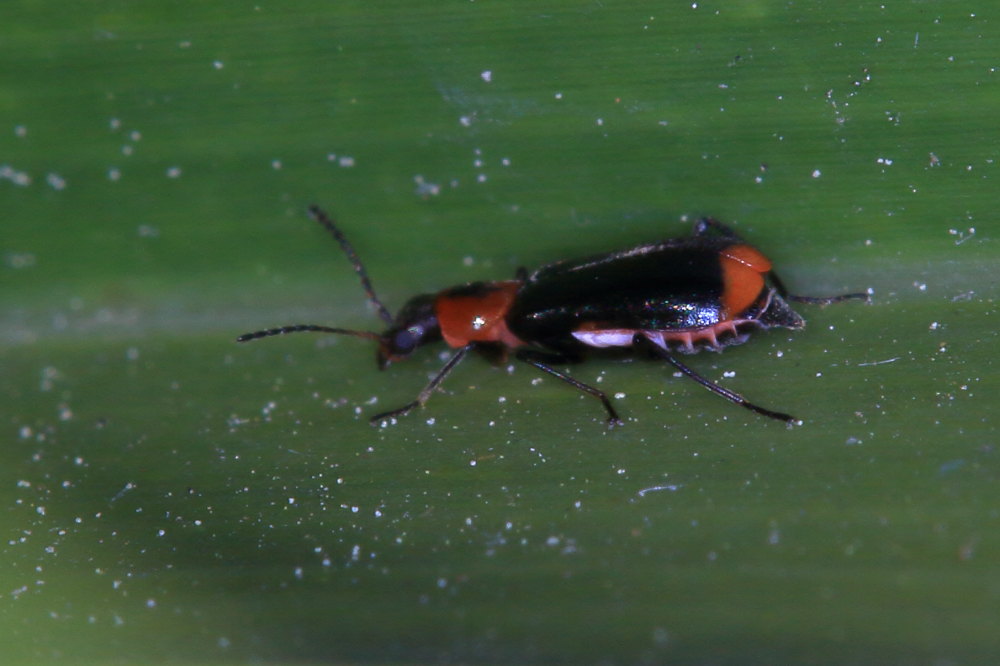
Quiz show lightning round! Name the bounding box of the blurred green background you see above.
[2,1,997,663]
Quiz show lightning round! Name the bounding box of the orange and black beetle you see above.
[239,206,869,426]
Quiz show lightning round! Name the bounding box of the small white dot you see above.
[46,173,66,190]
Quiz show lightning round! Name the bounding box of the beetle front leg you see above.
[369,345,472,425]
[515,349,624,427]
[634,334,800,426]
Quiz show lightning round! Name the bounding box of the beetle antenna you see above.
[308,205,395,325]
[237,324,381,343]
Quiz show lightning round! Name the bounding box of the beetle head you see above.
[376,293,442,369]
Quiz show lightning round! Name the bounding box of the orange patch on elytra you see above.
[719,243,770,317]
[435,281,525,348]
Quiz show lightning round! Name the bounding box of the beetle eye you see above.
[393,327,421,353]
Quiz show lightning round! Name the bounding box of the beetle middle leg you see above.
[634,334,799,426]
[515,349,624,427]
[369,345,472,425]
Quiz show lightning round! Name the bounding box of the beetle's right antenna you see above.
[308,205,394,325]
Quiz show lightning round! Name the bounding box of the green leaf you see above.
[2,1,997,663]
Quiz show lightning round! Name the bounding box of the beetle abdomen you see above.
[569,285,804,355]
[571,318,756,355]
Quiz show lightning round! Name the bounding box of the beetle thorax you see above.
[434,281,525,349]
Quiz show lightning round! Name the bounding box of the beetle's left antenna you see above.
[308,205,394,326]
[236,324,381,343]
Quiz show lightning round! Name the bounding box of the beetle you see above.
[238,205,869,427]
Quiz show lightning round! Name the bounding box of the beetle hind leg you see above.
[634,334,799,426]
[787,291,872,305]
[768,272,872,305]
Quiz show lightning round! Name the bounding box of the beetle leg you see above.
[515,349,624,427]
[786,291,872,305]
[693,217,744,240]
[788,292,871,305]
[634,334,800,426]
[514,266,529,281]
[369,344,472,425]
[767,272,871,305]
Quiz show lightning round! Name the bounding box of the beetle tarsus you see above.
[369,402,417,426]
